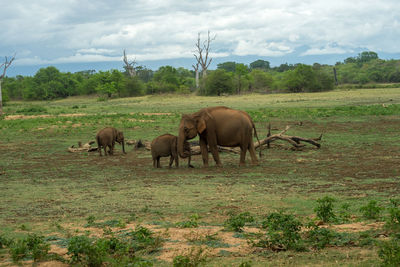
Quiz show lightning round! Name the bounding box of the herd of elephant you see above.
[95,106,262,168]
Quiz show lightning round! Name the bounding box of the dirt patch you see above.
[4,113,87,120]
[325,222,384,232]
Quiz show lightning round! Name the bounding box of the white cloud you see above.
[2,0,400,67]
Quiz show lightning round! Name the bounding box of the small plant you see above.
[378,237,400,266]
[224,212,254,232]
[239,260,253,267]
[305,223,337,249]
[172,246,208,267]
[256,212,304,251]
[360,200,383,220]
[387,199,400,228]
[85,215,96,227]
[0,234,13,248]
[314,196,336,223]
[9,234,50,262]
[337,203,351,223]
[176,214,200,228]
[16,105,48,114]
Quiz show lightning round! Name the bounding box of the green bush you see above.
[256,212,304,251]
[360,200,383,220]
[9,234,50,262]
[224,212,254,232]
[176,214,200,228]
[16,105,48,114]
[378,238,400,266]
[314,196,336,223]
[203,69,234,96]
[387,199,400,228]
[305,224,337,249]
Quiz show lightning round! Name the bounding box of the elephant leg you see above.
[199,137,209,167]
[157,157,161,168]
[209,145,222,167]
[169,155,174,168]
[98,145,102,156]
[103,146,107,156]
[175,155,179,168]
[248,140,259,165]
[153,158,156,168]
[239,144,247,166]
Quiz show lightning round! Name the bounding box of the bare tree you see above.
[192,62,200,89]
[123,49,136,77]
[0,54,15,116]
[193,31,216,78]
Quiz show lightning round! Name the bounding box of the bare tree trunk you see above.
[0,55,16,116]
[0,80,3,116]
[123,49,136,77]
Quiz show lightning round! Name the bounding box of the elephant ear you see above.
[196,118,207,134]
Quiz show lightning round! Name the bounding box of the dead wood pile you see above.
[69,124,322,154]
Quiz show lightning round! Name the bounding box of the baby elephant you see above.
[96,127,126,156]
[151,134,193,168]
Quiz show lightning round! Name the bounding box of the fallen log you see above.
[255,124,322,150]
[68,141,98,152]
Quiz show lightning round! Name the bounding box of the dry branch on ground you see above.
[69,124,322,153]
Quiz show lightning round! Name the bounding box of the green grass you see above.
[0,88,400,265]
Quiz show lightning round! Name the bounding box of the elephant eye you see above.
[184,126,188,131]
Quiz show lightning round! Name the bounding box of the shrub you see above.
[16,105,48,114]
[378,238,400,266]
[9,234,50,262]
[203,69,234,96]
[305,224,337,249]
[256,212,304,251]
[314,196,336,223]
[387,199,400,228]
[224,212,254,232]
[360,200,383,220]
[176,214,200,228]
[172,246,208,267]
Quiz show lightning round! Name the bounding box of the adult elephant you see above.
[178,106,261,167]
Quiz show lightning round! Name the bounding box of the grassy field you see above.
[0,88,399,266]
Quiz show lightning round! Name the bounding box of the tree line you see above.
[2,51,400,102]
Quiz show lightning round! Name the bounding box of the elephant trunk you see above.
[178,129,189,158]
[122,140,126,154]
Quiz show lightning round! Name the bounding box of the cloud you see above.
[2,0,400,67]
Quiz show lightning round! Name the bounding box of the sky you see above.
[1,0,400,76]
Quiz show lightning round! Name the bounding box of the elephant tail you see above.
[253,123,262,158]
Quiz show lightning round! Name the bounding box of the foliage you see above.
[250,59,270,70]
[9,234,50,262]
[224,212,254,232]
[359,200,383,220]
[387,199,400,230]
[249,69,274,92]
[202,69,234,96]
[176,214,200,228]
[314,196,336,223]
[256,212,304,251]
[305,224,337,249]
[378,237,400,267]
[172,246,208,267]
[67,231,154,267]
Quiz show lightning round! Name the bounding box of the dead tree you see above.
[192,62,200,89]
[123,49,136,77]
[0,54,15,116]
[194,31,215,79]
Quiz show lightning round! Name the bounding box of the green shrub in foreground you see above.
[256,212,304,251]
[360,200,383,220]
[314,196,336,223]
[378,237,400,267]
[224,212,254,232]
[9,234,50,262]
